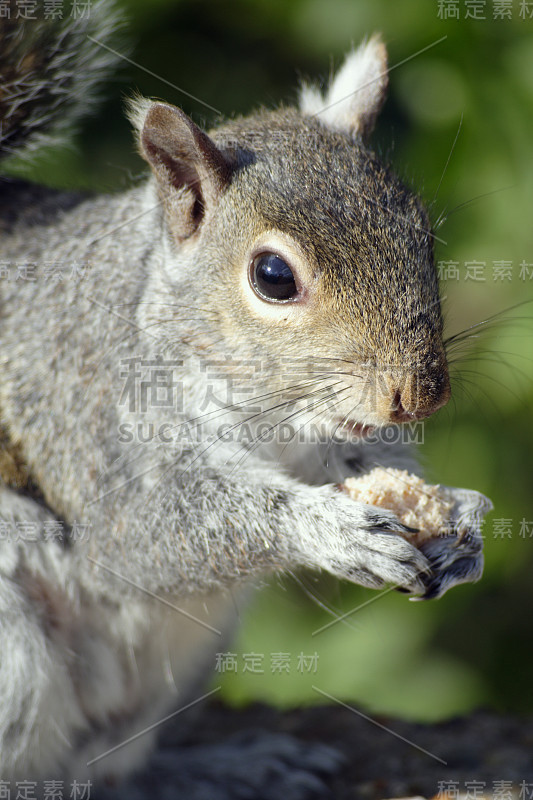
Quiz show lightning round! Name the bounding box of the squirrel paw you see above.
[308,498,430,595]
[415,486,491,600]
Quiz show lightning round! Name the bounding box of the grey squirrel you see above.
[0,5,492,798]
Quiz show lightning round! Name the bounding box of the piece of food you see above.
[341,467,493,599]
[342,467,455,545]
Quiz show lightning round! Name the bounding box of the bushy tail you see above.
[0,1,123,165]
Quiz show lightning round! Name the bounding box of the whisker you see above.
[432,112,462,207]
[224,387,350,478]
[274,392,352,473]
[110,300,219,315]
[444,300,533,346]
[285,570,360,633]
[324,396,366,465]
[436,184,515,228]
[209,383,346,474]
[137,382,345,512]
[450,349,533,385]
[453,365,526,409]
[98,375,334,482]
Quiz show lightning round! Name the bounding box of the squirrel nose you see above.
[387,372,450,423]
[390,390,436,422]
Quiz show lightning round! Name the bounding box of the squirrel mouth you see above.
[335,419,376,439]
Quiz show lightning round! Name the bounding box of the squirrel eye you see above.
[251,253,298,302]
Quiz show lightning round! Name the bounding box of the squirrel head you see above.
[129,37,450,436]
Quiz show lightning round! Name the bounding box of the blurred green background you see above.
[21,0,533,720]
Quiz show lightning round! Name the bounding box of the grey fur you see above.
[0,8,490,797]
[0,1,123,165]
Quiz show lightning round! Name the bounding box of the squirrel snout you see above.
[380,366,451,424]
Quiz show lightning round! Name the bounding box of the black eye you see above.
[251,253,298,302]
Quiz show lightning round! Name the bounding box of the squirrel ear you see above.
[128,98,232,242]
[299,36,388,139]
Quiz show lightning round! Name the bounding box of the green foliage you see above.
[24,0,533,719]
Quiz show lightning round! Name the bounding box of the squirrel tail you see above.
[0,1,123,166]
